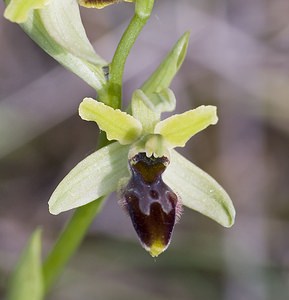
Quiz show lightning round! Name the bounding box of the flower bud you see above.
[78,0,133,9]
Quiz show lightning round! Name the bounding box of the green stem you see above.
[42,197,105,293]
[106,0,155,108]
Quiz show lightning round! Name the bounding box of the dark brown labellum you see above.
[120,152,181,257]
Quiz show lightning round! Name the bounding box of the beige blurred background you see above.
[1,0,289,299]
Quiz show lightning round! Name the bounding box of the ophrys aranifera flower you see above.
[48,89,235,257]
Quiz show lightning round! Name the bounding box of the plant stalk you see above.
[104,0,155,108]
[42,197,105,293]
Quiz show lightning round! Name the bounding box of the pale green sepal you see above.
[141,32,190,94]
[164,150,235,227]
[7,229,44,300]
[40,0,106,65]
[79,98,142,144]
[149,88,176,113]
[20,11,106,90]
[4,0,49,23]
[155,105,218,148]
[49,142,130,215]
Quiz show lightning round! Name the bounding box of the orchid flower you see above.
[4,0,235,258]
[48,88,235,257]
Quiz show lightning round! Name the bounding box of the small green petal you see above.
[49,142,129,215]
[141,32,190,95]
[155,105,218,148]
[129,134,169,158]
[40,0,106,65]
[4,0,49,23]
[7,229,43,300]
[163,150,235,227]
[79,98,142,144]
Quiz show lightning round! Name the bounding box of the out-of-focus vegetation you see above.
[0,0,289,299]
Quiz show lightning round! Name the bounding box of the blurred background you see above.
[0,0,289,299]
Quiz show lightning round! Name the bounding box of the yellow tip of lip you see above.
[149,241,166,257]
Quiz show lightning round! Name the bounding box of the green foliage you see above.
[8,229,43,300]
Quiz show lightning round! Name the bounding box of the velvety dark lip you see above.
[120,152,181,257]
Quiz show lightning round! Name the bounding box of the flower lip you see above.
[120,152,181,257]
